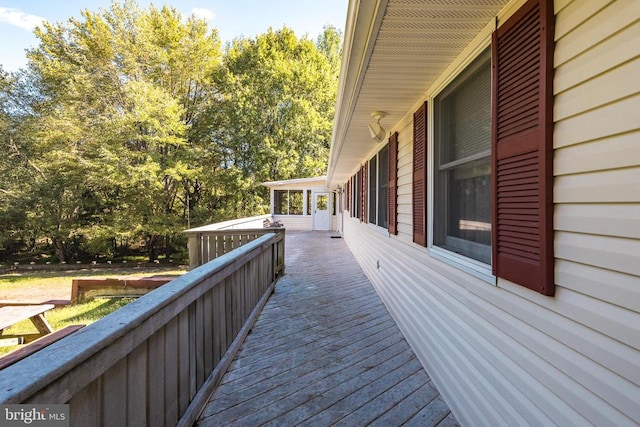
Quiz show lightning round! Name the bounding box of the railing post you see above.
[187,233,201,269]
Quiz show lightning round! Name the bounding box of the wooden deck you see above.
[198,231,459,426]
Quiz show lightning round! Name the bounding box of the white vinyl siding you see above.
[396,120,415,244]
[342,0,640,425]
[271,215,312,231]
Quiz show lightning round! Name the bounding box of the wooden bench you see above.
[0,304,55,346]
[0,324,85,370]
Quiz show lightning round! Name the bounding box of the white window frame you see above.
[426,39,496,284]
[271,189,306,216]
[367,143,390,231]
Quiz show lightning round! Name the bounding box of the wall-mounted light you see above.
[367,111,387,142]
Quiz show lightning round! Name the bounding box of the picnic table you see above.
[0,304,54,346]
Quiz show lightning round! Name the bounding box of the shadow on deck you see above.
[198,231,459,426]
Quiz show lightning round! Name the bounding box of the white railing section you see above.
[0,232,285,427]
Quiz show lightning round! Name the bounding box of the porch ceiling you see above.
[327,0,509,188]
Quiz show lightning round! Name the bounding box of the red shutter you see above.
[360,163,368,223]
[413,102,427,246]
[358,165,365,222]
[388,132,399,235]
[349,178,352,213]
[351,175,355,218]
[356,170,360,219]
[492,0,554,296]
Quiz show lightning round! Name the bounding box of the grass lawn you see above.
[0,298,135,356]
[0,267,187,297]
[0,267,187,357]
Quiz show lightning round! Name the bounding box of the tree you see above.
[198,26,342,221]
[0,4,343,263]
[23,1,223,260]
[0,68,49,257]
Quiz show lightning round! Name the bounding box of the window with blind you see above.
[368,156,377,223]
[367,144,389,228]
[434,48,492,264]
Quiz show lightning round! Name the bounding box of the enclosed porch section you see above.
[198,232,458,426]
[263,176,339,231]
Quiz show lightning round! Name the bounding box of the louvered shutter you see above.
[351,176,356,218]
[413,102,427,246]
[356,170,360,220]
[348,178,351,217]
[492,0,554,296]
[388,132,399,235]
[361,163,368,223]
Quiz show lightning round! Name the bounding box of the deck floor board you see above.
[198,231,458,427]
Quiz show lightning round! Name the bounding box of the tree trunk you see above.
[52,238,69,263]
[164,234,171,260]
[146,235,160,262]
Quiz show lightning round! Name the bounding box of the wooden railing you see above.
[0,232,284,427]
[186,227,285,273]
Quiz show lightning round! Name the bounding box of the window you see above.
[351,173,359,218]
[316,194,327,210]
[434,49,491,264]
[332,193,337,215]
[289,190,303,215]
[368,156,377,223]
[367,144,389,228]
[273,190,303,215]
[274,190,288,215]
[306,190,312,215]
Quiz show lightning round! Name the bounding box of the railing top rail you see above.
[185,228,285,236]
[0,232,281,403]
[184,215,271,233]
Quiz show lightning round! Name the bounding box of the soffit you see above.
[328,0,508,188]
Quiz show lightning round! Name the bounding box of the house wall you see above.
[272,215,312,231]
[342,1,640,425]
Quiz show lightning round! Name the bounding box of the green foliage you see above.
[193,26,341,223]
[0,2,342,262]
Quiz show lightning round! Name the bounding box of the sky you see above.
[0,0,348,72]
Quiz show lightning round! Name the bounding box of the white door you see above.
[313,192,331,230]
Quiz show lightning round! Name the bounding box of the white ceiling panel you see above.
[328,0,509,187]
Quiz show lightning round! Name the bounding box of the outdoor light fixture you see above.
[367,111,387,142]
